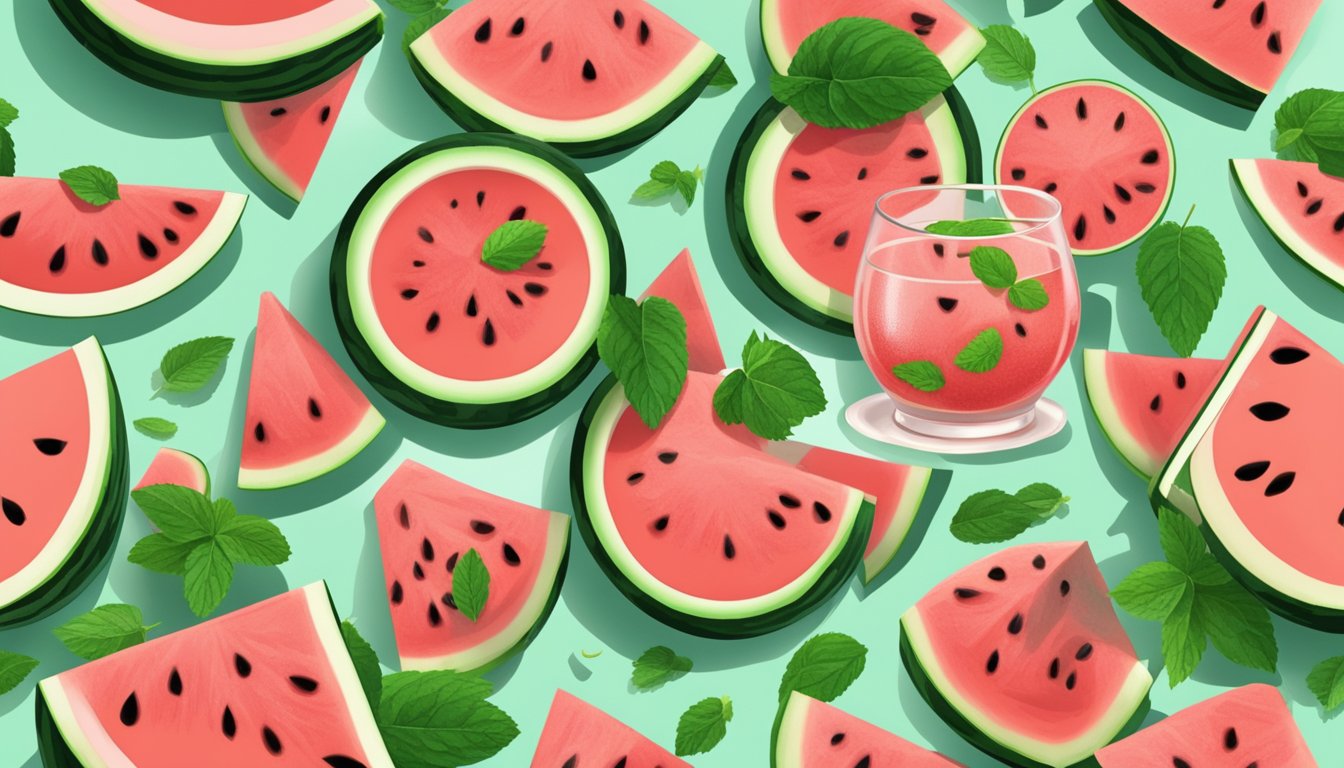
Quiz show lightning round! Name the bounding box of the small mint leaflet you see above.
[133,417,178,439]
[598,295,689,429]
[925,218,1015,237]
[453,548,490,621]
[0,651,38,696]
[675,696,732,757]
[949,489,1037,544]
[632,646,693,690]
[157,336,234,394]
[954,328,1003,373]
[977,25,1036,90]
[0,98,18,128]
[892,360,944,392]
[59,165,120,206]
[53,604,155,661]
[969,246,1017,288]
[481,219,547,271]
[1307,656,1344,712]
[778,632,866,703]
[1008,279,1049,311]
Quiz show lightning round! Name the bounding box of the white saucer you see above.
[844,394,1067,455]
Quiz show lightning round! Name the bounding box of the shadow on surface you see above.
[209,132,299,219]
[352,501,398,670]
[362,13,453,142]
[898,672,993,765]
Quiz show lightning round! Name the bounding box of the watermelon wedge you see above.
[0,177,245,317]
[134,447,209,494]
[0,338,127,628]
[49,0,383,101]
[774,691,965,767]
[37,582,394,767]
[901,542,1152,768]
[641,248,725,374]
[531,689,689,767]
[408,0,722,157]
[1094,0,1321,110]
[223,60,361,202]
[239,292,385,490]
[760,0,984,79]
[1232,158,1344,291]
[374,460,569,672]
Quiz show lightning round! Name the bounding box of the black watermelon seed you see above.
[1076,98,1088,120]
[986,650,1000,673]
[120,693,139,726]
[723,535,736,559]
[988,566,1006,581]
[1073,215,1087,241]
[1049,658,1060,679]
[34,438,66,455]
[524,282,547,296]
[933,243,945,257]
[1270,346,1309,364]
[482,319,496,346]
[398,503,410,529]
[1015,323,1027,338]
[308,398,322,419]
[0,212,18,237]
[938,297,958,312]
[418,227,433,243]
[1043,182,1058,194]
[254,422,266,443]
[1066,672,1077,690]
[234,654,252,678]
[613,9,625,27]
[791,168,811,181]
[442,593,457,609]
[1008,613,1023,634]
[1076,643,1093,660]
[92,239,109,266]
[1264,472,1296,496]
[509,205,527,221]
[1103,205,1116,224]
[1251,1,1266,25]
[1135,183,1157,193]
[582,59,597,81]
[954,588,981,599]
[503,543,521,565]
[1297,181,1309,197]
[562,758,578,768]
[269,107,286,117]
[814,501,832,522]
[1150,394,1163,412]
[173,201,197,215]
[1114,112,1126,131]
[413,260,426,267]
[169,668,183,696]
[768,510,786,529]
[1306,200,1323,216]
[1033,554,1046,569]
[262,726,283,755]
[324,757,370,768]
[1114,184,1132,203]
[428,602,442,626]
[289,676,319,693]
[391,581,403,604]
[920,174,940,184]
[401,288,419,299]
[833,230,851,248]
[1011,168,1026,181]
[1225,727,1238,750]
[450,199,459,209]
[1060,579,1071,596]
[426,312,440,332]
[831,732,846,745]
[540,42,553,61]
[1035,114,1048,129]
[49,246,66,273]
[509,17,524,35]
[857,167,868,180]
[658,451,678,464]
[911,11,936,25]
[163,228,178,244]
[471,520,496,534]
[774,494,800,510]
[1335,213,1344,232]
[1235,461,1271,481]
[798,210,821,222]
[626,472,644,485]
[1174,759,1191,768]
[908,147,929,159]
[422,537,435,562]
[914,24,932,35]
[1176,371,1187,389]
[476,190,486,207]
[446,552,459,572]
[506,290,521,307]
[138,233,158,259]
[319,106,331,124]
[639,20,650,43]
[1249,401,1290,421]
[1141,150,1160,165]
[466,294,478,317]
[413,562,425,580]
[653,515,670,531]
[474,18,492,42]
[222,706,236,738]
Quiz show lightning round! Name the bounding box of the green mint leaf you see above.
[183,542,233,617]
[1136,208,1227,358]
[340,620,383,711]
[1318,147,1344,179]
[1008,279,1049,311]
[675,695,732,757]
[969,246,1018,288]
[674,170,698,206]
[481,220,547,271]
[133,417,178,439]
[1157,507,1206,574]
[0,98,18,128]
[1274,127,1304,153]
[632,646,693,691]
[1307,656,1344,712]
[632,178,676,201]
[453,548,490,622]
[650,160,681,184]
[713,332,826,440]
[778,632,866,703]
[949,489,1038,544]
[1193,581,1278,674]
[1187,555,1233,586]
[130,484,219,543]
[769,18,952,129]
[53,604,154,660]
[1014,483,1069,518]
[891,360,944,392]
[217,514,291,566]
[954,328,1003,373]
[598,295,689,429]
[59,165,120,206]
[1111,561,1191,621]
[378,671,518,767]
[0,651,38,696]
[387,0,441,14]
[1162,586,1205,687]
[1273,89,1344,163]
[708,59,738,90]
[157,336,234,394]
[977,25,1036,88]
[128,533,197,575]
[402,9,451,54]
[925,218,1015,237]
[0,127,14,177]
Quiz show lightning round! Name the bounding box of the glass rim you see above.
[871,183,1063,241]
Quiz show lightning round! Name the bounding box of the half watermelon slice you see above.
[134,447,209,495]
[37,582,394,767]
[0,177,245,317]
[408,0,722,157]
[1232,158,1344,291]
[0,338,127,628]
[774,691,965,767]
[530,689,689,766]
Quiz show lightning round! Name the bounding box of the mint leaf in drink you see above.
[1008,279,1049,311]
[891,360,944,392]
[1111,561,1191,621]
[1136,206,1226,358]
[378,671,518,766]
[157,336,235,394]
[59,165,120,206]
[340,620,383,710]
[481,220,547,271]
[708,59,738,90]
[925,218,1015,237]
[968,246,1017,288]
[977,25,1037,91]
[713,332,826,440]
[632,646,693,691]
[954,328,1003,373]
[133,417,178,439]
[402,8,451,54]
[675,696,732,757]
[1307,656,1344,712]
[452,548,490,621]
[0,651,37,696]
[598,295,688,429]
[777,632,866,703]
[53,604,156,660]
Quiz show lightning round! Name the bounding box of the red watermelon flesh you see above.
[1232,158,1344,290]
[640,248,725,374]
[374,460,568,672]
[775,691,965,767]
[530,689,689,767]
[134,448,209,495]
[1096,684,1316,767]
[132,0,337,24]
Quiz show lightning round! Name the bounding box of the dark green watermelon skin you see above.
[48,0,383,102]
[36,685,83,768]
[331,133,625,429]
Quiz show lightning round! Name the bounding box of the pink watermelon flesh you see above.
[765,0,979,74]
[997,81,1172,255]
[131,0,334,24]
[134,448,209,494]
[530,689,689,767]
[374,460,566,671]
[423,0,699,121]
[640,248,726,374]
[1096,684,1316,767]
[1235,158,1344,287]
[780,692,965,767]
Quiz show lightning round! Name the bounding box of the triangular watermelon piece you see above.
[1232,158,1344,291]
[134,448,209,495]
[374,460,569,672]
[238,292,384,490]
[222,60,361,202]
[640,248,725,374]
[774,691,965,767]
[530,690,689,766]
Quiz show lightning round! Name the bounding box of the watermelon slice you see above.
[239,292,385,490]
[729,91,978,331]
[1094,0,1321,110]
[37,582,394,767]
[641,248,726,374]
[530,689,689,766]
[374,460,569,672]
[0,338,127,628]
[223,60,361,202]
[134,447,209,495]
[1154,309,1344,630]
[1097,684,1316,766]
[408,0,722,157]
[0,177,246,317]
[760,0,984,79]
[1232,158,1344,291]
[995,80,1175,256]
[901,542,1152,767]
[333,133,625,428]
[49,0,383,101]
[774,691,965,767]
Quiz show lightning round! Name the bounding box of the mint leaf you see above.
[1307,656,1344,712]
[891,360,944,392]
[53,604,155,660]
[969,246,1017,288]
[1014,483,1069,518]
[713,332,826,440]
[378,671,518,767]
[977,25,1036,89]
[59,165,120,206]
[1008,279,1049,311]
[217,513,291,566]
[0,651,38,696]
[674,170,699,206]
[340,620,383,711]
[133,417,178,439]
[183,541,233,617]
[1111,561,1190,621]
[1194,581,1277,673]
[1136,206,1227,358]
[778,632,866,703]
[453,548,490,622]
[403,8,451,54]
[0,128,13,177]
[954,328,1003,373]
[481,220,547,271]
[1274,89,1344,163]
[925,218,1015,237]
[128,533,197,574]
[949,489,1037,544]
[632,646,693,691]
[1158,508,1206,574]
[598,295,689,429]
[1162,586,1205,687]
[633,161,681,201]
[131,485,218,543]
[1187,556,1232,586]
[157,336,234,394]
[708,59,738,90]
[675,695,732,757]
[770,17,951,129]
[0,98,18,128]
[387,0,441,14]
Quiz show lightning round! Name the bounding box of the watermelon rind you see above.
[136,447,211,496]
[570,375,873,638]
[36,582,395,768]
[862,464,940,584]
[0,338,128,628]
[727,88,979,333]
[772,690,819,768]
[47,0,384,102]
[1231,158,1344,292]
[221,102,307,202]
[332,133,625,428]
[1082,348,1156,479]
[899,612,1153,768]
[237,406,384,491]
[1091,0,1265,110]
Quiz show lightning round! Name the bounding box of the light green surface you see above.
[2,1,1342,764]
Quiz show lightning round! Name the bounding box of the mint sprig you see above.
[632,646,693,691]
[59,165,120,206]
[53,604,157,660]
[977,25,1037,92]
[1307,656,1344,712]
[892,360,945,392]
[1135,205,1227,358]
[633,161,703,206]
[1274,88,1344,177]
[0,651,38,696]
[156,336,235,395]
[481,219,547,271]
[675,695,732,757]
[777,632,867,703]
[452,548,490,622]
[713,332,826,440]
[597,295,689,429]
[949,484,1069,544]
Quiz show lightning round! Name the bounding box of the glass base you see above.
[892,405,1036,439]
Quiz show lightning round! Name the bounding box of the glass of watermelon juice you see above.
[854,185,1079,439]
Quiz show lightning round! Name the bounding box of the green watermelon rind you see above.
[569,374,874,638]
[331,133,626,429]
[1091,0,1265,111]
[726,87,981,335]
[221,101,307,202]
[1081,349,1159,480]
[1230,158,1344,293]
[862,465,949,585]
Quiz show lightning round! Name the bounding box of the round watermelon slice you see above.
[333,133,625,428]
[901,542,1153,768]
[531,689,689,766]
[0,177,245,317]
[134,447,209,495]
[37,582,394,767]
[0,338,127,628]
[49,0,383,101]
[995,80,1175,256]
[1232,158,1344,291]
[728,91,978,332]
[774,692,965,767]
[408,0,722,157]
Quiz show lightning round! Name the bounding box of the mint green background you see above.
[2,0,1342,764]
